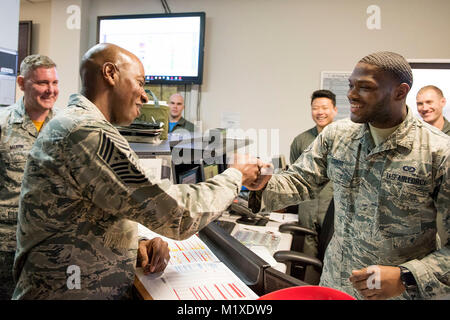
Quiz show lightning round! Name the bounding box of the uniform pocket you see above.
[3,149,28,171]
[377,192,423,236]
[328,156,360,188]
[379,170,431,236]
[381,170,431,210]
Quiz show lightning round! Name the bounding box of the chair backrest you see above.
[317,198,334,262]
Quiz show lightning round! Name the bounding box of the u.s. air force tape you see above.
[97,130,148,185]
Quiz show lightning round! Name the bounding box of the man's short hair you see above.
[170,93,184,103]
[417,85,444,98]
[20,54,56,77]
[359,51,413,88]
[311,89,336,106]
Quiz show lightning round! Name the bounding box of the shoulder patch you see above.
[97,130,147,185]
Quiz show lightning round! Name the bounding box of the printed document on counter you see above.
[136,223,259,300]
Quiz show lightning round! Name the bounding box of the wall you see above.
[48,0,82,108]
[19,0,51,56]
[19,0,450,161]
[0,0,20,105]
[18,0,82,108]
[17,0,52,102]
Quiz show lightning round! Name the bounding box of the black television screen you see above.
[97,12,205,85]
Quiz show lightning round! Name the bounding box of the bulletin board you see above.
[320,71,352,121]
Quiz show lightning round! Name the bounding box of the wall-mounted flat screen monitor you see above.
[407,61,450,121]
[97,12,205,85]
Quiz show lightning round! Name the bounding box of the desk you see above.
[217,212,293,273]
[134,221,305,300]
[133,276,153,300]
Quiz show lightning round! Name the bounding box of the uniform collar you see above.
[352,106,416,152]
[10,97,27,124]
[11,97,54,121]
[391,106,416,150]
[442,117,450,135]
[10,97,54,137]
[177,117,186,125]
[171,117,186,130]
[67,93,109,122]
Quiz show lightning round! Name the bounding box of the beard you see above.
[350,94,392,125]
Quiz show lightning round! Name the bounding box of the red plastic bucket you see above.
[258,285,356,300]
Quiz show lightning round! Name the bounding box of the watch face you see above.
[404,273,416,286]
[400,267,417,288]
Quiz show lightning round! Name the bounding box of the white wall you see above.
[19,0,450,161]
[0,0,20,51]
[17,0,52,102]
[48,0,82,108]
[19,0,52,56]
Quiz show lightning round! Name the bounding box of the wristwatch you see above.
[399,266,418,293]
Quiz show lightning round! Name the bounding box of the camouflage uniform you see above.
[0,98,53,299]
[169,117,195,133]
[290,126,334,283]
[13,94,242,300]
[251,108,450,299]
[442,117,450,136]
[436,117,450,250]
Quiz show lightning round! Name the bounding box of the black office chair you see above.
[273,198,335,284]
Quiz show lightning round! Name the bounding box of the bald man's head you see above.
[79,43,148,125]
[169,93,185,121]
[416,85,447,128]
[80,43,137,92]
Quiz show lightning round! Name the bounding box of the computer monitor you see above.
[129,140,174,183]
[97,12,205,85]
[178,166,201,184]
[203,164,219,180]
